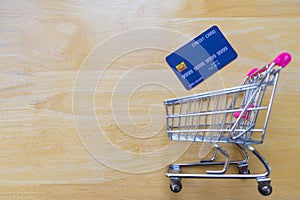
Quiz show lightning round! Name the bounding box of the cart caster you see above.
[170,177,182,193]
[257,178,272,196]
[238,164,250,174]
[241,169,250,174]
[170,182,182,193]
[258,184,272,196]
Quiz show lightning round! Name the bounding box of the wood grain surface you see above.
[1,0,300,199]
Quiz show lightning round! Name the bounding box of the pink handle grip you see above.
[233,104,254,120]
[247,68,259,77]
[273,52,292,67]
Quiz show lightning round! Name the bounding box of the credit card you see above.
[166,25,238,90]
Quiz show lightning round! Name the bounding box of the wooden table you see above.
[1,1,299,199]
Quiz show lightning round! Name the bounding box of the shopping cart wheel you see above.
[238,164,250,174]
[258,184,272,196]
[239,169,250,174]
[257,178,272,196]
[170,178,182,193]
[170,182,182,193]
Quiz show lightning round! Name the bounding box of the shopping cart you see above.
[164,52,291,196]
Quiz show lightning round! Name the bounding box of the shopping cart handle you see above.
[273,52,292,67]
[247,68,259,77]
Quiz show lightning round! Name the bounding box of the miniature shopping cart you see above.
[164,52,291,196]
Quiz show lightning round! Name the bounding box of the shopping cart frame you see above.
[164,52,291,196]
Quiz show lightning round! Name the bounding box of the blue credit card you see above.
[166,25,238,90]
